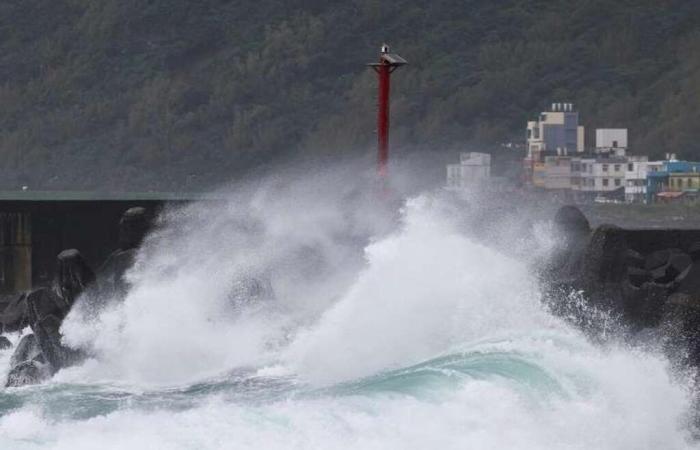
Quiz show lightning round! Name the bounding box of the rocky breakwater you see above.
[546,205,700,368]
[0,205,276,387]
[0,207,153,387]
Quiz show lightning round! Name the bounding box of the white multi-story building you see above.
[572,156,627,199]
[568,129,635,201]
[446,152,491,190]
[624,157,656,203]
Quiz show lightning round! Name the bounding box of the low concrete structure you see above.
[446,152,491,190]
[0,191,206,296]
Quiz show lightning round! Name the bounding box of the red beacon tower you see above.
[368,44,407,178]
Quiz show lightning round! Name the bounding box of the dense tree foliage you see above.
[0,0,699,190]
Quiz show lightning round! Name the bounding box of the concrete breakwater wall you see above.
[548,205,700,369]
[0,196,191,298]
[620,229,700,254]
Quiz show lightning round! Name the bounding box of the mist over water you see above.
[0,162,698,449]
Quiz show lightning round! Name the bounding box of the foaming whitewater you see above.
[0,167,698,449]
[286,196,547,384]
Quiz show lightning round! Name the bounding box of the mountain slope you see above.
[1,0,699,190]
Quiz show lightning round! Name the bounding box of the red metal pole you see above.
[377,63,391,177]
[368,45,405,178]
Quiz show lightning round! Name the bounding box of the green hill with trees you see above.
[1,0,700,190]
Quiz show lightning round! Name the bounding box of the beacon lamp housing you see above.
[367,53,408,71]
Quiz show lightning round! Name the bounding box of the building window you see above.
[603,164,609,172]
[628,163,634,171]
[612,140,618,148]
[603,179,609,187]
[615,178,621,187]
[614,164,620,172]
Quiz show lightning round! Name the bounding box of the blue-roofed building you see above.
[664,161,700,174]
[645,159,700,203]
[646,170,669,203]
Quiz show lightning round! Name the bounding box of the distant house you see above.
[528,124,660,203]
[541,155,573,190]
[625,159,657,203]
[446,152,491,190]
[647,170,669,204]
[566,130,631,200]
[645,160,700,203]
[524,103,585,185]
[519,106,700,205]
[664,161,700,203]
[669,171,700,192]
[571,156,628,201]
[524,107,640,200]
[526,103,585,156]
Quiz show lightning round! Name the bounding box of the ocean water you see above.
[0,171,697,449]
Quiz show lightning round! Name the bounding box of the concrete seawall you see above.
[0,192,208,298]
[616,229,700,254]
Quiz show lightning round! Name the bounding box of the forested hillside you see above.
[1,0,700,190]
